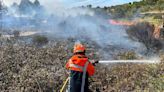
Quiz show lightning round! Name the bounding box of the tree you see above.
[87,4,92,8]
[143,0,158,5]
[104,6,108,10]
[34,0,40,6]
[96,6,100,9]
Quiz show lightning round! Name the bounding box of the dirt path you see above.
[1,31,37,38]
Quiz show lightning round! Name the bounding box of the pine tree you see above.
[34,0,40,6]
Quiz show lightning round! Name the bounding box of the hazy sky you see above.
[3,0,141,7]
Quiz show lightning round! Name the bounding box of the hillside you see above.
[97,0,164,18]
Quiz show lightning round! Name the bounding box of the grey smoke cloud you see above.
[2,0,144,48]
[2,0,145,57]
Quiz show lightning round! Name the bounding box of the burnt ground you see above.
[0,39,163,92]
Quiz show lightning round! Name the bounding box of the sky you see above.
[3,0,141,8]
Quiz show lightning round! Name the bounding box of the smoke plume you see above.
[1,0,146,55]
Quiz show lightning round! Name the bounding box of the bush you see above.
[117,51,138,60]
[32,35,49,46]
[127,22,162,51]
[13,30,20,38]
[153,15,163,19]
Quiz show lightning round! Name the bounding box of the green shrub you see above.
[153,15,163,19]
[32,35,48,46]
[117,51,138,60]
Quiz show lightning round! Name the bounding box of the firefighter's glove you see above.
[90,60,99,66]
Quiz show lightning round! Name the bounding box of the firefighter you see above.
[65,43,96,92]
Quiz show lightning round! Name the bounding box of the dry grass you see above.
[0,40,163,92]
[91,61,164,92]
[0,42,70,92]
[127,22,162,52]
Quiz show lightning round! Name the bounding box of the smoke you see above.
[0,1,147,55]
[47,14,137,47]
